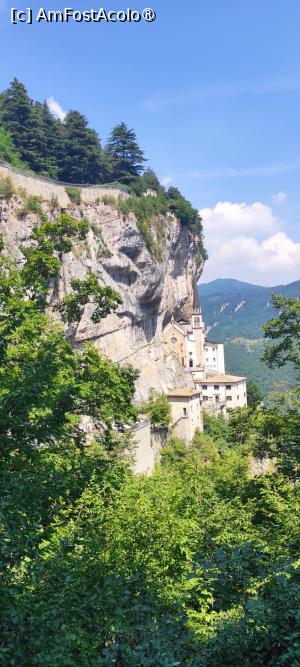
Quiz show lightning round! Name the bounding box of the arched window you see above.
[171,337,177,345]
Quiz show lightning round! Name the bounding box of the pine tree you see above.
[0,78,36,168]
[105,122,146,185]
[59,111,103,183]
[0,127,25,168]
[30,102,62,178]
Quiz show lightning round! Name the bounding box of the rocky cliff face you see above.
[0,179,205,400]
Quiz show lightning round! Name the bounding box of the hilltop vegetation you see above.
[0,79,206,261]
[200,278,300,396]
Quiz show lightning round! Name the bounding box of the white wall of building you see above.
[204,342,225,375]
[200,377,247,410]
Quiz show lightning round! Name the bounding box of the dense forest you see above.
[0,78,145,185]
[0,182,300,664]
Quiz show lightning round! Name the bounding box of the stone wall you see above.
[131,423,168,475]
[131,420,153,475]
[0,163,129,208]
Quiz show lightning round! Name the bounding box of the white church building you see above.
[163,282,247,417]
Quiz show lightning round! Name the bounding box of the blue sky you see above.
[1,0,300,285]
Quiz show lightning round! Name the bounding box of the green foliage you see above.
[223,338,298,398]
[1,278,300,667]
[0,80,206,268]
[141,389,171,429]
[17,194,47,221]
[192,428,217,462]
[65,185,81,204]
[118,194,165,258]
[50,193,59,209]
[20,214,89,302]
[118,187,206,260]
[166,185,203,234]
[0,78,36,167]
[101,193,117,207]
[262,294,300,370]
[203,411,229,448]
[3,82,300,667]
[247,379,264,407]
[161,434,187,466]
[0,126,26,168]
[130,168,164,196]
[54,273,122,324]
[0,175,14,199]
[105,122,146,185]
[30,100,62,178]
[59,110,103,184]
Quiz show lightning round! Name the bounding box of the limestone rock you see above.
[0,184,205,401]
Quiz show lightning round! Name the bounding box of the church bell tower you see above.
[191,281,205,372]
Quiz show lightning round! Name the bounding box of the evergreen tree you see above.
[246,379,264,408]
[0,127,25,168]
[0,78,35,167]
[30,101,62,178]
[59,111,103,183]
[105,122,146,185]
[131,168,163,196]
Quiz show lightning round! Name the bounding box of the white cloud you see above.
[201,201,278,244]
[161,176,172,187]
[47,96,66,121]
[201,201,300,285]
[272,191,287,204]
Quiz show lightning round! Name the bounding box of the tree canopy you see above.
[105,122,146,185]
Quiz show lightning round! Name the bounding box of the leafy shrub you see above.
[191,428,217,462]
[65,186,81,205]
[101,194,116,207]
[0,175,14,199]
[0,127,25,169]
[50,194,59,209]
[118,195,167,260]
[141,390,171,429]
[102,181,129,192]
[17,195,47,221]
[117,185,206,261]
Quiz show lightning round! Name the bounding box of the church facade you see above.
[163,283,247,416]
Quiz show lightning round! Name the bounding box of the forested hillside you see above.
[200,278,300,396]
[1,76,300,667]
[0,205,300,664]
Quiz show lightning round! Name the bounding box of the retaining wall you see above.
[0,162,129,207]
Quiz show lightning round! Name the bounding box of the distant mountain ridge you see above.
[200,278,300,340]
[199,278,300,396]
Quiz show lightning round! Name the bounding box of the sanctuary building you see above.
[163,282,247,417]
